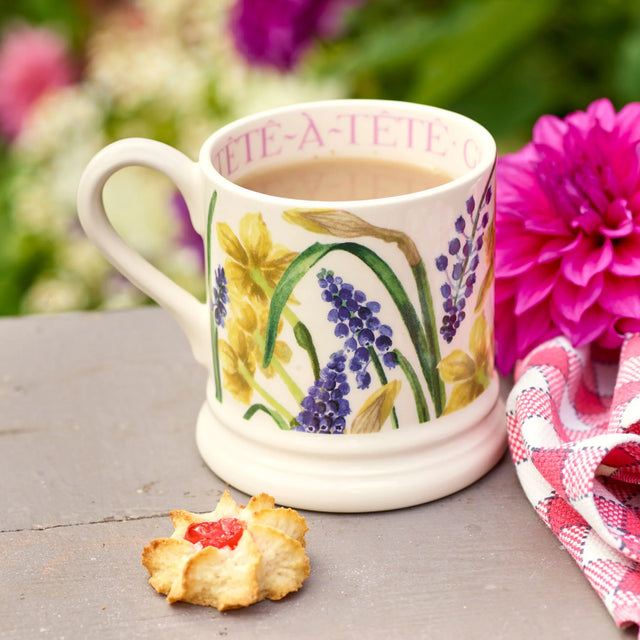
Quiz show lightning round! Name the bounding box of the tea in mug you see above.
[236,156,452,201]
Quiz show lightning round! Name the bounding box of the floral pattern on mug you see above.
[206,179,494,434]
[435,183,493,343]
[437,312,493,415]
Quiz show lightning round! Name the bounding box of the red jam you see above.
[184,518,246,550]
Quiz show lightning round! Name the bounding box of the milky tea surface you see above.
[236,156,452,201]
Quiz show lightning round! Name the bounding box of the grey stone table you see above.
[0,307,636,639]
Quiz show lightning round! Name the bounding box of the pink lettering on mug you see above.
[425,119,448,156]
[260,119,283,159]
[298,112,325,150]
[215,136,240,176]
[463,138,480,168]
[395,116,423,149]
[372,112,397,147]
[336,112,369,145]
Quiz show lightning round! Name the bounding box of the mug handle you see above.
[77,138,210,369]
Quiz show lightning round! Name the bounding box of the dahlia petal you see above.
[516,300,556,355]
[598,273,640,317]
[495,234,543,277]
[494,299,517,375]
[572,206,601,235]
[560,235,613,286]
[551,273,603,323]
[513,263,558,315]
[550,303,609,347]
[522,216,571,236]
[532,114,567,147]
[497,154,540,197]
[495,276,517,304]
[599,198,633,238]
[614,317,640,335]
[609,232,640,276]
[624,151,640,196]
[536,167,581,219]
[538,235,580,263]
[615,101,640,142]
[612,318,640,345]
[563,109,592,133]
[585,98,617,130]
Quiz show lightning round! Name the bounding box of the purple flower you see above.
[495,98,640,374]
[317,268,396,390]
[296,350,350,433]
[171,192,205,269]
[436,190,491,343]
[212,266,229,328]
[230,0,360,70]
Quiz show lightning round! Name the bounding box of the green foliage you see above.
[0,0,90,47]
[0,150,49,315]
[314,0,640,151]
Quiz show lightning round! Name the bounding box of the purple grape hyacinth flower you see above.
[435,190,492,343]
[296,350,351,433]
[317,268,397,390]
[212,265,229,328]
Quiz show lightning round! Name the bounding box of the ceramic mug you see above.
[77,99,506,512]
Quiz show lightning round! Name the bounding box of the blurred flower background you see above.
[1,0,639,315]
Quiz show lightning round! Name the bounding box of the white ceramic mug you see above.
[77,99,505,512]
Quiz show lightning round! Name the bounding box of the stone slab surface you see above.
[0,307,635,639]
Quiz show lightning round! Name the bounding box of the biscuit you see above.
[142,491,310,610]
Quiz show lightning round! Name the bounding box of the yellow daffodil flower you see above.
[229,297,293,380]
[218,321,256,405]
[438,313,493,415]
[217,212,298,304]
[350,380,401,434]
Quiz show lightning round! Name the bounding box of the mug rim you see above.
[198,98,496,206]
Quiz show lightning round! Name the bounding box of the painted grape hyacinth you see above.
[296,350,351,434]
[436,189,492,343]
[212,265,229,328]
[317,268,397,390]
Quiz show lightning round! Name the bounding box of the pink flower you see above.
[495,98,640,375]
[230,0,359,70]
[0,26,77,140]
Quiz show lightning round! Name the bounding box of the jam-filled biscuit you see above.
[142,491,310,610]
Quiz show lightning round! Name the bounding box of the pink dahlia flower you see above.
[495,98,640,375]
[230,0,359,70]
[0,26,77,140]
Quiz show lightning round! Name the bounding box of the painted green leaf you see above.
[293,321,320,380]
[243,403,293,430]
[206,191,223,403]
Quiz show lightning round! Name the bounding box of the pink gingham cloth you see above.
[506,333,640,634]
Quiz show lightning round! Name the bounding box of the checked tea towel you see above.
[507,333,640,633]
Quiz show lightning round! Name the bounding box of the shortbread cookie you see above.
[142,491,310,610]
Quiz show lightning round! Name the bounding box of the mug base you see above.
[195,381,507,513]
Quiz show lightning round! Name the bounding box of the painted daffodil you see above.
[437,312,493,414]
[217,212,298,304]
[219,321,256,405]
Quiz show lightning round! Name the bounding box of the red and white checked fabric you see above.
[507,333,640,634]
